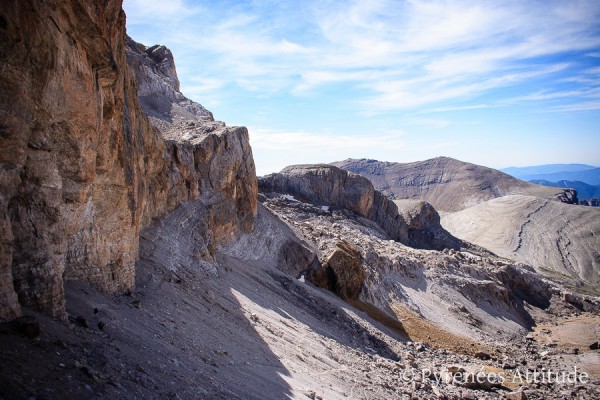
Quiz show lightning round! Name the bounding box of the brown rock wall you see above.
[0,0,257,319]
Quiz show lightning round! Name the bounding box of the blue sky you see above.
[123,0,600,175]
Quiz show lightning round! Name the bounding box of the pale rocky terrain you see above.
[259,165,461,250]
[2,200,599,399]
[441,195,600,290]
[332,158,576,212]
[1,1,599,400]
[334,157,599,291]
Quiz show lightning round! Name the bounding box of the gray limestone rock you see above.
[259,164,459,250]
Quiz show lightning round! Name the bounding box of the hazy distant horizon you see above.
[124,0,600,176]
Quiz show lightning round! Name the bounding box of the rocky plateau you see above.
[332,158,577,212]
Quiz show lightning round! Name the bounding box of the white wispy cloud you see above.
[124,0,600,112]
[124,0,600,170]
[550,101,600,112]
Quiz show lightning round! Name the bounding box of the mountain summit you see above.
[332,157,575,212]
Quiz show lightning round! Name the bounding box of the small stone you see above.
[502,362,516,369]
[130,299,141,309]
[75,316,88,328]
[13,316,40,339]
[97,321,105,331]
[475,351,491,360]
[589,342,598,350]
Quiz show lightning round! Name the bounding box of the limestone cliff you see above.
[0,0,256,319]
[258,164,459,250]
[125,36,214,131]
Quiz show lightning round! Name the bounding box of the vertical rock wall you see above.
[0,0,257,319]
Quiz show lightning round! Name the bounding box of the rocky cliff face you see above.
[394,199,456,251]
[0,0,256,320]
[258,164,459,250]
[125,36,214,131]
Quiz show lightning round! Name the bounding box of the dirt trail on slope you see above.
[532,314,600,379]
[390,303,494,356]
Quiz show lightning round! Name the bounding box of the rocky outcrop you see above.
[332,157,576,212]
[125,37,214,131]
[310,241,364,300]
[0,0,256,319]
[260,192,599,345]
[258,164,459,250]
[394,200,459,251]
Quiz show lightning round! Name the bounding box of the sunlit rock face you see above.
[332,157,576,212]
[0,0,256,319]
[258,164,459,250]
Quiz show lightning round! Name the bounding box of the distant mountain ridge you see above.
[332,157,574,212]
[502,164,596,176]
[502,164,600,185]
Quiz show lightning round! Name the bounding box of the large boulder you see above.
[310,241,364,300]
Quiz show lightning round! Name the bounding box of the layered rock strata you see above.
[442,195,600,288]
[333,157,576,212]
[0,0,256,319]
[125,36,214,131]
[258,164,459,250]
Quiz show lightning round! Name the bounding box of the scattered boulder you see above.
[505,390,527,400]
[442,365,503,391]
[590,341,599,350]
[310,241,364,300]
[5,315,41,339]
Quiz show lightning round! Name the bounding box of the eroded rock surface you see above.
[0,0,256,319]
[442,195,600,289]
[259,164,459,250]
[260,195,600,348]
[125,36,214,131]
[333,157,575,212]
